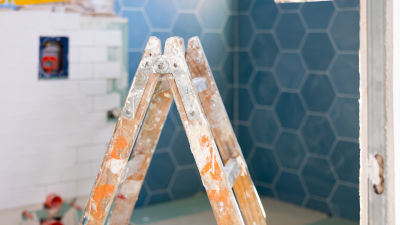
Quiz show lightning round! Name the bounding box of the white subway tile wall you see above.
[0,11,125,211]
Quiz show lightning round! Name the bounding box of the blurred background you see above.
[0,0,360,224]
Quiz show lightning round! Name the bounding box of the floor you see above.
[0,193,358,225]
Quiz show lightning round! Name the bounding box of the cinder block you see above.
[0,65,38,83]
[62,164,92,181]
[69,63,93,80]
[80,47,108,63]
[46,181,77,199]
[79,80,107,95]
[50,12,80,30]
[77,178,95,197]
[92,122,117,144]
[94,30,122,46]
[2,97,93,118]
[78,144,107,163]
[93,93,121,111]
[93,62,121,79]
[13,186,47,209]
[66,31,95,47]
[69,47,80,63]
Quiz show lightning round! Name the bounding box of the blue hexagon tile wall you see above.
[115,0,360,222]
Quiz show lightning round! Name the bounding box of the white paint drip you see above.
[106,158,125,174]
[155,117,160,122]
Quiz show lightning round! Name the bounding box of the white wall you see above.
[0,11,124,210]
[393,1,399,224]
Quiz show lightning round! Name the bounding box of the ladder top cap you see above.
[143,36,162,58]
[164,36,185,57]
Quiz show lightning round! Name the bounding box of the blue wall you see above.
[115,0,360,221]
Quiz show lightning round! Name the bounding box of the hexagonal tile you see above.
[301,74,335,112]
[145,0,176,29]
[172,130,195,165]
[151,31,171,54]
[251,71,279,106]
[330,54,359,95]
[330,185,360,221]
[239,0,252,12]
[279,3,300,10]
[238,15,254,48]
[202,33,226,67]
[147,192,170,205]
[128,52,142,86]
[301,1,335,29]
[238,88,254,121]
[223,16,234,48]
[223,52,234,83]
[223,87,234,121]
[334,0,359,8]
[276,13,305,49]
[222,0,234,12]
[250,147,279,184]
[238,52,254,84]
[331,141,359,184]
[251,34,279,67]
[275,93,306,129]
[275,132,306,170]
[256,185,274,198]
[330,97,359,139]
[301,33,335,71]
[212,69,226,94]
[250,109,279,145]
[170,101,182,127]
[146,152,175,191]
[238,125,253,159]
[301,116,335,155]
[330,11,360,51]
[251,0,279,30]
[175,0,200,10]
[172,13,202,43]
[122,11,150,49]
[275,53,306,89]
[114,0,121,15]
[199,0,226,30]
[157,114,176,148]
[171,168,202,199]
[275,172,306,205]
[121,0,145,7]
[135,185,148,207]
[306,199,331,215]
[302,157,336,198]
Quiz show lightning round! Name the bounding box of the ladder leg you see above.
[79,37,162,225]
[164,37,245,225]
[108,76,173,225]
[186,37,267,225]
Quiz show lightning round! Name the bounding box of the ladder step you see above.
[119,155,145,184]
[224,158,240,188]
[192,77,209,93]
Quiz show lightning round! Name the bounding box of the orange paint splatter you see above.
[207,187,232,224]
[110,136,128,160]
[199,135,222,181]
[91,184,115,221]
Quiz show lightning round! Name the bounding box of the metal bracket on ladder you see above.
[79,36,267,225]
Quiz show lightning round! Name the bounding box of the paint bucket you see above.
[45,194,63,209]
[41,219,64,225]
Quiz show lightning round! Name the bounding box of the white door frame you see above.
[359,0,395,224]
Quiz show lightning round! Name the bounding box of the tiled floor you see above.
[1,194,358,225]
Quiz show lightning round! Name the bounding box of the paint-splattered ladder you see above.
[79,36,267,225]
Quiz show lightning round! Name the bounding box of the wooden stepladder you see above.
[79,36,267,225]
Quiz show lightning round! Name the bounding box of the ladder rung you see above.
[224,158,240,188]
